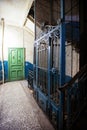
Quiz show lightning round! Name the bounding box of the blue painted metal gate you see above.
[29,0,87,130]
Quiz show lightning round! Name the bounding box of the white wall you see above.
[0,24,34,63]
[65,43,79,77]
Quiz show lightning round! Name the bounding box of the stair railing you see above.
[59,64,87,129]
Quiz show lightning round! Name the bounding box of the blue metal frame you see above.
[38,89,48,112]
[59,0,65,130]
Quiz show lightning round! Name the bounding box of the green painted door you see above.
[8,48,25,81]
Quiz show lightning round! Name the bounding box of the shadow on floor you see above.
[71,104,87,130]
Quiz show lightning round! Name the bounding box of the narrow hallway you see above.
[0,80,54,130]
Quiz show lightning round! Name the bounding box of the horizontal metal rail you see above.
[59,64,87,91]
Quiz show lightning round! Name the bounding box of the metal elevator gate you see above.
[31,24,87,130]
[27,0,87,130]
[33,25,60,129]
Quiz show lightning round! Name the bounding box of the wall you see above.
[0,24,34,62]
[0,23,34,80]
[65,42,79,80]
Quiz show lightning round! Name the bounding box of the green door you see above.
[8,48,25,81]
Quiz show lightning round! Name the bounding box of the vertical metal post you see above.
[1,18,5,84]
[48,37,51,108]
[59,0,65,130]
[34,0,36,40]
[33,45,35,88]
[33,0,36,89]
[36,43,38,88]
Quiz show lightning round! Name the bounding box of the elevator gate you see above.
[32,24,87,130]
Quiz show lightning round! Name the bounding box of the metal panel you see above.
[33,25,61,129]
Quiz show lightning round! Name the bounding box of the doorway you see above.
[8,48,25,81]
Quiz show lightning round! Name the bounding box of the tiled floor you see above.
[0,80,54,130]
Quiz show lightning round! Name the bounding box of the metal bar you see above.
[59,0,65,129]
[33,46,36,88]
[48,37,51,108]
[36,66,47,71]
[33,0,37,89]
[33,1,37,88]
[36,45,38,89]
[34,0,36,40]
[59,1,65,86]
[1,18,5,84]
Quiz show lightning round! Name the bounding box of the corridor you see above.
[0,80,54,130]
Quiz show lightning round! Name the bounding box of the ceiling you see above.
[0,0,33,27]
